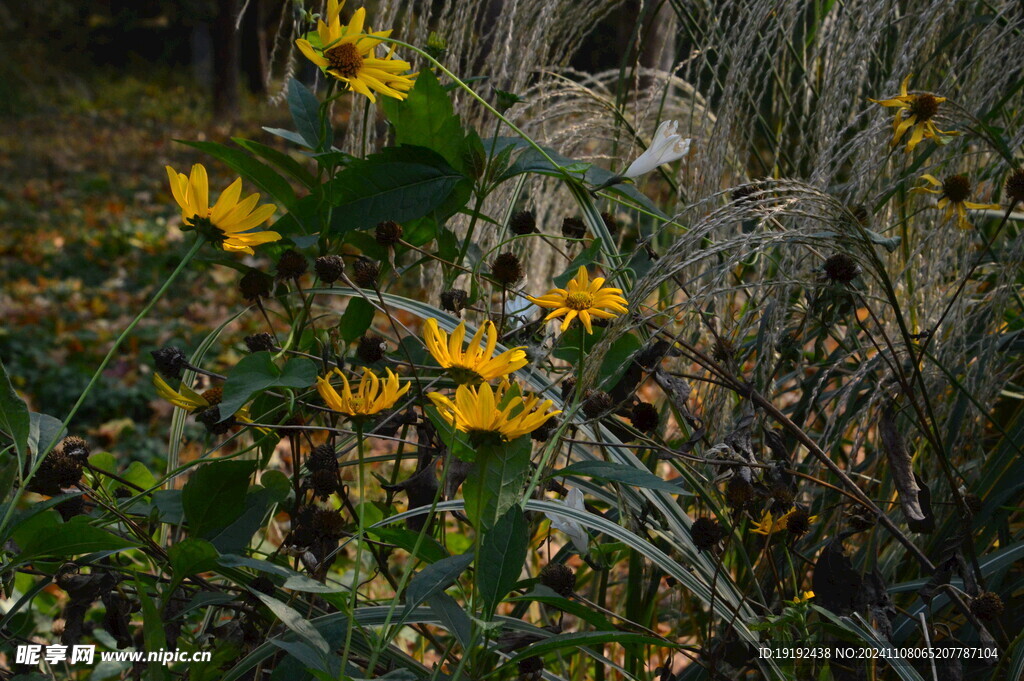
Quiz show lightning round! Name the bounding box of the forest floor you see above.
[0,71,295,464]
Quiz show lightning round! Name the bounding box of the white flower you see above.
[622,120,692,179]
[544,487,590,555]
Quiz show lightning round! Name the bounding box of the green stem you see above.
[0,236,203,537]
[340,423,368,672]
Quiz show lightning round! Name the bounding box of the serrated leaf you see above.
[168,537,219,592]
[18,516,138,559]
[463,438,531,530]
[477,507,528,619]
[182,460,255,538]
[380,69,467,172]
[287,78,331,151]
[219,352,317,422]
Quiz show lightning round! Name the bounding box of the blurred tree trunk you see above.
[241,0,268,96]
[212,0,241,120]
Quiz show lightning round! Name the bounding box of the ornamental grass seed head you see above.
[166,164,279,254]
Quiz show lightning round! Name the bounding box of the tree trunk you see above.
[212,0,241,120]
[241,0,268,96]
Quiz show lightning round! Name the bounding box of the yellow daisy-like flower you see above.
[422,318,528,384]
[317,367,409,418]
[295,0,415,103]
[750,508,819,536]
[790,591,815,604]
[912,174,1001,230]
[527,267,629,334]
[152,374,261,429]
[166,164,280,255]
[427,381,560,442]
[868,74,958,152]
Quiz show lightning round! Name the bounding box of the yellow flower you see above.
[295,0,415,103]
[317,367,409,418]
[166,164,279,255]
[527,267,629,334]
[153,374,262,429]
[912,174,1001,230]
[790,591,815,604]
[427,381,560,442]
[422,318,527,384]
[750,508,818,535]
[868,74,958,152]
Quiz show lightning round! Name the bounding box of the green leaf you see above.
[553,239,604,288]
[219,554,343,593]
[182,460,255,538]
[463,437,531,530]
[168,538,219,593]
[0,454,17,503]
[477,507,528,619]
[233,137,317,188]
[339,297,375,343]
[18,516,138,559]
[121,460,158,491]
[596,333,643,389]
[287,78,331,151]
[136,576,172,680]
[380,69,467,172]
[326,146,465,234]
[367,525,448,564]
[219,352,317,422]
[402,552,473,618]
[251,591,332,671]
[178,140,297,207]
[0,357,29,461]
[554,461,684,494]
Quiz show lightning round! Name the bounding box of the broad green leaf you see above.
[207,484,281,554]
[402,552,473,618]
[218,352,317,422]
[168,537,219,593]
[121,460,158,491]
[0,454,17,503]
[555,461,685,494]
[463,437,531,530]
[339,297,375,343]
[553,238,604,288]
[287,78,331,151]
[219,554,343,593]
[182,460,255,538]
[380,69,467,172]
[477,506,528,619]
[18,516,137,559]
[326,146,466,234]
[0,357,29,461]
[136,576,172,681]
[178,140,297,207]
[367,525,448,564]
[251,591,332,671]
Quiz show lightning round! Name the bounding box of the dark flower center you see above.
[326,43,363,78]
[942,175,972,204]
[909,94,939,121]
[201,387,223,406]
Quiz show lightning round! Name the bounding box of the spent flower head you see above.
[912,174,1000,229]
[868,74,958,151]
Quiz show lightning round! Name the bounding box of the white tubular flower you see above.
[545,487,590,555]
[622,120,692,179]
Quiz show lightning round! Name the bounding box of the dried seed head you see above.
[250,575,275,596]
[195,406,231,434]
[531,416,560,442]
[909,93,939,121]
[509,210,537,235]
[517,656,544,681]
[308,444,338,473]
[351,258,379,288]
[942,175,972,204]
[200,387,223,406]
[731,184,759,203]
[491,252,524,286]
[239,270,272,301]
[60,436,90,462]
[769,482,794,508]
[970,592,1004,621]
[561,216,586,239]
[244,333,276,353]
[600,211,619,236]
[57,495,86,521]
[151,346,188,380]
[440,288,468,315]
[560,377,577,403]
[848,204,871,227]
[357,334,387,364]
[690,517,725,551]
[309,469,339,499]
[312,508,346,539]
[276,249,308,280]
[847,506,877,532]
[315,255,345,284]
[725,476,754,509]
[114,487,133,499]
[375,220,404,246]
[786,508,812,537]
[1005,168,1024,204]
[823,253,860,284]
[630,402,660,433]
[582,389,613,419]
[712,338,735,363]
[539,563,576,597]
